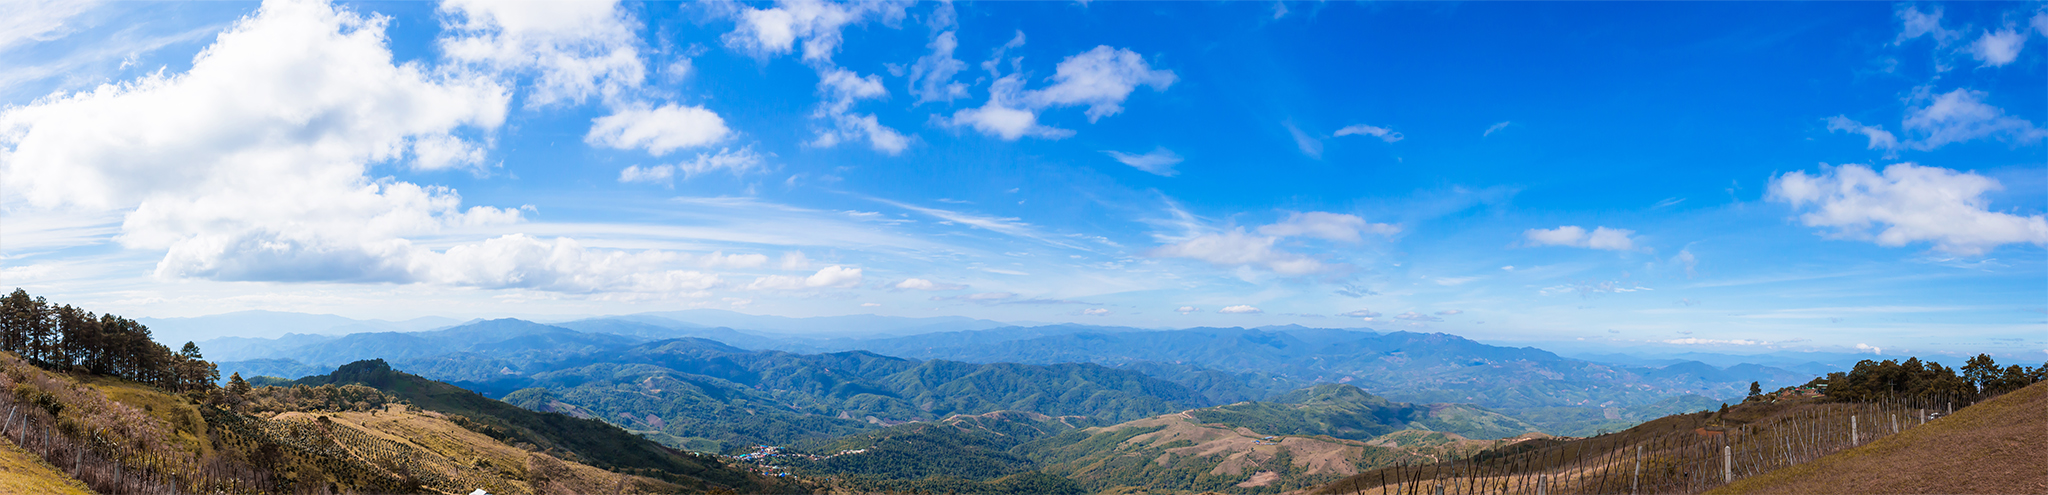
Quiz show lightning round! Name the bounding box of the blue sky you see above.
[2,0,2043,360]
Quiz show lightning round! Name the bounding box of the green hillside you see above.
[282,359,774,490]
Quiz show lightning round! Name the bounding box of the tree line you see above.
[1808,354,2046,403]
[0,288,217,393]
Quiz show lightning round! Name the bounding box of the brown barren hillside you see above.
[1710,380,2048,495]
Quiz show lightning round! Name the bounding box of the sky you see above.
[1,0,2043,360]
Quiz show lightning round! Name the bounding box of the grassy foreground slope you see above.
[0,438,93,495]
[1710,380,2048,495]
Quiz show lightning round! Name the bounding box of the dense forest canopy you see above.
[0,289,217,392]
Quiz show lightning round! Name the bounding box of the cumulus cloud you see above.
[1768,163,2047,255]
[1257,212,1399,243]
[418,234,724,294]
[1103,147,1183,177]
[1334,124,1403,143]
[895,278,966,291]
[1968,28,2026,67]
[585,103,730,156]
[1176,306,1199,314]
[1523,226,1636,251]
[746,265,863,290]
[949,44,1173,140]
[1855,343,1882,355]
[0,0,556,284]
[1218,305,1262,314]
[438,0,645,107]
[1081,308,1110,316]
[1338,309,1380,319]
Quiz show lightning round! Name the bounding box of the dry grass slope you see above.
[1709,381,2048,495]
[0,436,93,495]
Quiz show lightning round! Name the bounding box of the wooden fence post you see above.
[1723,445,1732,484]
[1631,445,1642,495]
[1851,415,1858,445]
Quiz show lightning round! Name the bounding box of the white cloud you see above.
[1081,308,1110,316]
[1673,249,1698,278]
[906,3,967,104]
[1968,28,2025,67]
[614,148,766,186]
[0,0,535,284]
[1257,212,1399,243]
[1176,306,1199,314]
[1284,121,1322,159]
[1824,116,1900,154]
[720,0,908,65]
[779,251,812,271]
[716,2,911,154]
[438,0,645,107]
[1338,309,1380,319]
[1483,121,1511,137]
[1334,124,1403,143]
[1900,88,2046,150]
[810,67,909,154]
[895,278,966,291]
[746,265,863,290]
[2035,12,2048,37]
[698,251,768,269]
[1435,309,1462,316]
[1768,163,2048,255]
[1219,305,1262,314]
[1103,147,1183,177]
[1894,6,1960,46]
[861,302,881,307]
[585,104,731,156]
[1394,311,1440,322]
[419,234,723,294]
[618,164,675,185]
[0,0,99,52]
[1665,338,1770,346]
[1030,46,1177,121]
[1523,226,1636,251]
[1149,230,1324,275]
[1855,343,1882,355]
[948,45,1172,140]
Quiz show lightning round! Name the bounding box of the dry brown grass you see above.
[0,436,93,495]
[272,407,681,495]
[1710,381,2048,495]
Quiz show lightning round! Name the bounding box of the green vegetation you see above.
[277,358,771,490]
[1817,355,2044,403]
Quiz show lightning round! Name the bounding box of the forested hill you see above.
[495,336,1209,451]
[276,358,754,487]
